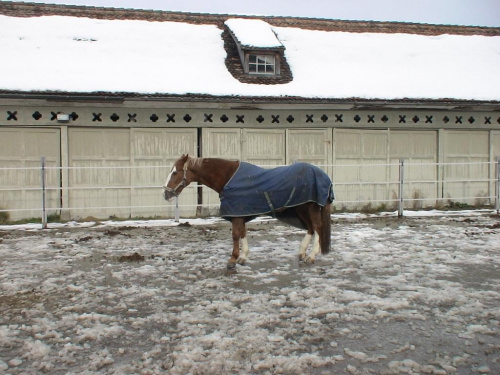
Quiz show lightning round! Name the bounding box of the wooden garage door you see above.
[68,128,131,219]
[0,128,60,221]
[68,128,197,219]
[333,129,389,210]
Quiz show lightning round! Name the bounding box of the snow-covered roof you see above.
[0,10,499,102]
[225,18,284,49]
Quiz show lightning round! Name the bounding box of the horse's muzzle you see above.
[163,188,176,202]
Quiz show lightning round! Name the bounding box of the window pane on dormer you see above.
[248,54,276,75]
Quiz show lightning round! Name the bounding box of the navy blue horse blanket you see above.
[220,162,334,222]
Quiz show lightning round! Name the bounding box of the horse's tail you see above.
[320,203,331,255]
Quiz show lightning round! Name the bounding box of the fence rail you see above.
[1,158,499,225]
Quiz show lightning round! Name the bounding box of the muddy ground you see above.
[0,213,499,374]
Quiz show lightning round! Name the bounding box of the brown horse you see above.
[163,154,333,269]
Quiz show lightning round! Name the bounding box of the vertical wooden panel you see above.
[442,131,489,205]
[286,129,332,166]
[333,129,389,210]
[491,131,500,159]
[491,131,500,204]
[131,128,197,218]
[390,131,438,208]
[201,128,241,214]
[287,129,333,192]
[202,128,241,160]
[0,128,60,220]
[242,129,285,166]
[69,128,131,219]
[0,129,24,189]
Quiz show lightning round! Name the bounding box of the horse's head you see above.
[163,154,191,201]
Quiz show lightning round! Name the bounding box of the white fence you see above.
[1,159,500,226]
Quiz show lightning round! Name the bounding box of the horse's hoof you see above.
[227,262,236,270]
[303,256,315,264]
[237,257,247,265]
[298,254,306,262]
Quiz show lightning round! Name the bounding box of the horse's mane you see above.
[187,157,204,169]
[186,157,239,173]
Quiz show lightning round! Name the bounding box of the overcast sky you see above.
[9,0,500,27]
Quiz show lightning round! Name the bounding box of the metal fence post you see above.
[398,158,405,217]
[496,157,500,214]
[175,196,180,223]
[41,157,47,229]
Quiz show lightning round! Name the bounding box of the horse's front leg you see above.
[228,217,248,269]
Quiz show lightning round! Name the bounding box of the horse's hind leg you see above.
[298,232,313,261]
[306,231,321,263]
[228,217,248,269]
[295,203,321,263]
[306,205,324,263]
[299,230,321,263]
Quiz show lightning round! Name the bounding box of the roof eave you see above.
[0,91,499,111]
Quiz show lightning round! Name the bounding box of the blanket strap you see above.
[264,187,296,217]
[283,187,296,207]
[264,192,276,217]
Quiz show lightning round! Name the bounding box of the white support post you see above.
[398,158,405,217]
[175,196,180,223]
[496,157,500,214]
[41,157,47,229]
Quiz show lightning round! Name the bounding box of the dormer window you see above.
[249,54,276,74]
[225,18,284,78]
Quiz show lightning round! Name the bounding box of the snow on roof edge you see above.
[225,18,284,49]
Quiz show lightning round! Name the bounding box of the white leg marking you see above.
[305,231,320,263]
[299,233,313,260]
[237,237,249,264]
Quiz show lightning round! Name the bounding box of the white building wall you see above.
[0,123,498,220]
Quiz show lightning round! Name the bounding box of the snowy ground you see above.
[0,211,499,374]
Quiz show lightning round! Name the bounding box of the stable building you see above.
[0,1,499,220]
